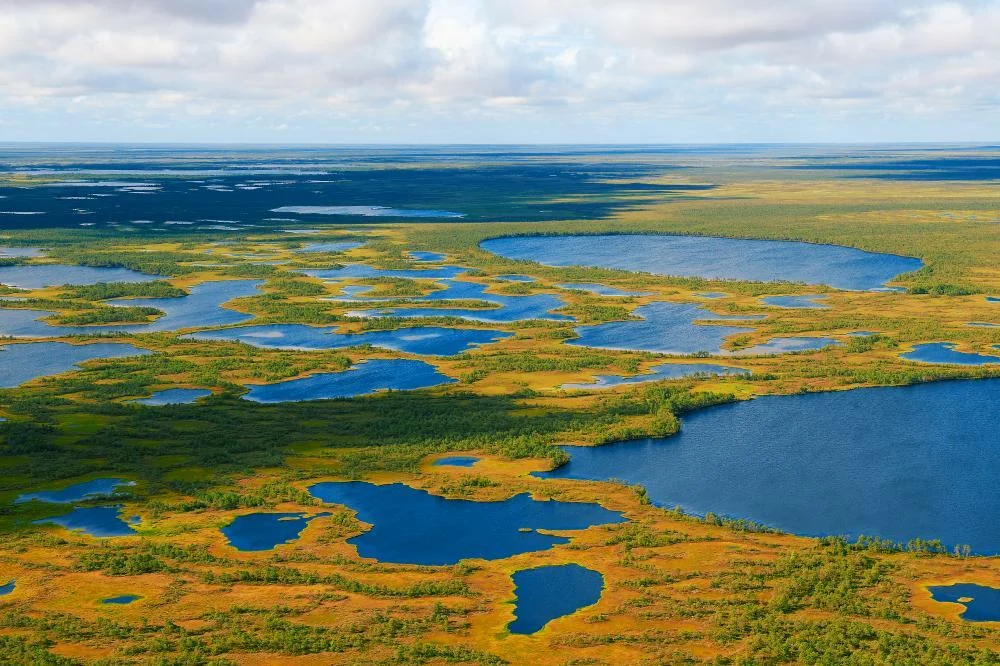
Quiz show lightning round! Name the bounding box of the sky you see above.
[0,0,997,143]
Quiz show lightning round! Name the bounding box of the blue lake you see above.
[734,337,841,356]
[295,241,364,253]
[16,478,133,504]
[352,279,573,323]
[0,342,151,388]
[35,506,138,537]
[0,581,14,596]
[540,379,1000,553]
[0,264,161,290]
[410,251,446,262]
[307,481,625,565]
[987,297,999,303]
[272,205,465,219]
[482,235,923,291]
[102,594,140,605]
[0,279,262,337]
[222,512,329,551]
[556,283,649,297]
[761,295,829,309]
[902,343,1000,365]
[497,275,535,283]
[131,389,212,406]
[564,363,749,390]
[567,302,756,355]
[188,324,510,356]
[433,456,480,467]
[927,584,1000,622]
[242,359,455,403]
[508,564,604,634]
[694,292,729,299]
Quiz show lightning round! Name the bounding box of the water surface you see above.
[433,456,480,467]
[509,564,604,634]
[927,584,1000,622]
[102,594,140,605]
[482,235,923,291]
[188,324,510,356]
[541,379,1000,553]
[902,343,1000,365]
[556,283,649,297]
[0,581,14,596]
[242,359,454,403]
[0,265,160,290]
[761,295,829,309]
[307,481,625,565]
[296,241,364,253]
[222,512,329,551]
[273,205,465,219]
[35,506,138,537]
[564,363,748,390]
[410,251,446,262]
[16,478,133,504]
[0,342,150,387]
[131,389,212,406]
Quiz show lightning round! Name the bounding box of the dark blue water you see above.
[508,564,604,634]
[410,251,446,262]
[242,359,455,403]
[433,456,480,467]
[132,389,212,405]
[761,295,829,309]
[188,324,510,356]
[927,584,1000,622]
[272,205,465,219]
[0,581,14,596]
[0,280,262,337]
[556,283,649,297]
[352,279,573,323]
[102,595,140,605]
[16,478,133,504]
[568,302,756,354]
[221,512,329,551]
[307,481,625,565]
[563,363,749,390]
[0,342,151,387]
[295,241,364,253]
[482,235,923,291]
[35,506,138,537]
[0,264,161,290]
[902,343,1000,365]
[540,379,1000,553]
[987,297,999,303]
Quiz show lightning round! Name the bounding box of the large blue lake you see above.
[188,324,510,356]
[902,343,1000,366]
[222,512,330,551]
[508,564,604,634]
[482,235,923,291]
[0,264,161,290]
[242,359,454,403]
[0,341,151,387]
[307,482,625,565]
[540,379,1000,554]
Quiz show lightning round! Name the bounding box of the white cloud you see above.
[0,0,996,141]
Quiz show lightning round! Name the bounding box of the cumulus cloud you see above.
[0,0,996,141]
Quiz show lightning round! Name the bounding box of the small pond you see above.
[902,342,1000,365]
[508,564,604,635]
[222,512,330,551]
[131,389,212,406]
[556,283,649,297]
[410,251,446,261]
[102,595,141,605]
[35,506,138,537]
[760,295,829,309]
[927,583,1000,622]
[242,359,455,403]
[433,456,481,467]
[16,478,133,504]
[307,481,625,565]
[563,363,749,390]
[295,241,364,253]
[0,581,15,596]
